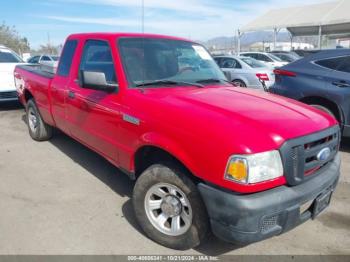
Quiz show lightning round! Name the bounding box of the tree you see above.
[0,22,30,55]
[32,43,62,56]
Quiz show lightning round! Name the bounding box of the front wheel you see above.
[132,163,209,250]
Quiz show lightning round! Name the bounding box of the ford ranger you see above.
[14,33,341,250]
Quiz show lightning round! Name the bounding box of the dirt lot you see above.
[0,101,349,255]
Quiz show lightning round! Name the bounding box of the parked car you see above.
[27,54,59,73]
[214,55,275,89]
[269,50,300,57]
[27,54,59,64]
[270,49,350,137]
[0,45,24,101]
[269,52,300,63]
[15,33,340,250]
[240,52,288,68]
[293,49,320,57]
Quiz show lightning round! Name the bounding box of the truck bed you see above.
[15,64,56,127]
[16,64,55,79]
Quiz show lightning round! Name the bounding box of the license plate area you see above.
[312,190,332,219]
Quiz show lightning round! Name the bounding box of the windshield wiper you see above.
[196,78,235,86]
[135,80,204,88]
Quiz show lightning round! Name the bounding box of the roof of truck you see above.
[67,32,193,42]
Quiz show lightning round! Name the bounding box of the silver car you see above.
[214,55,275,89]
[239,52,288,68]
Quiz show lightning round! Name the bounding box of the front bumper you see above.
[198,154,340,245]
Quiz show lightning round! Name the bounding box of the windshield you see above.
[0,49,23,63]
[118,38,226,87]
[240,57,266,68]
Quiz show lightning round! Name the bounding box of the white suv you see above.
[0,45,23,101]
[240,52,288,68]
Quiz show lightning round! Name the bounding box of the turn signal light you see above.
[225,158,248,183]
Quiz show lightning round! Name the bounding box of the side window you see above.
[80,40,117,84]
[337,56,350,73]
[316,56,350,73]
[57,40,78,77]
[249,54,260,60]
[214,57,221,67]
[29,56,39,63]
[259,54,272,62]
[221,58,234,68]
[41,56,51,61]
[221,58,242,69]
[232,59,242,69]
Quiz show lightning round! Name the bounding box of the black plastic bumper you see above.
[198,154,341,245]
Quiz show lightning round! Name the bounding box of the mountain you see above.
[200,31,317,50]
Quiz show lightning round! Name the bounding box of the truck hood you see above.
[142,86,337,152]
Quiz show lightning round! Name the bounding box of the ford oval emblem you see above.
[317,147,331,161]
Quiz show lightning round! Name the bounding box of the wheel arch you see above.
[24,89,34,103]
[231,78,247,87]
[132,135,202,184]
[299,96,344,124]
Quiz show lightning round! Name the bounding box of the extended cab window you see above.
[79,40,117,84]
[57,40,78,77]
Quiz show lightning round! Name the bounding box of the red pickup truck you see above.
[15,33,341,250]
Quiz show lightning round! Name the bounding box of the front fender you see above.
[130,132,198,177]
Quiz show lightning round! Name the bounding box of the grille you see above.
[280,126,340,186]
[0,91,17,99]
[260,215,278,233]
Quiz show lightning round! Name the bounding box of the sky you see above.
[1,0,330,48]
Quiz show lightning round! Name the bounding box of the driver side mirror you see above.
[80,70,118,93]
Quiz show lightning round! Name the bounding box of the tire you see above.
[26,99,53,141]
[132,163,209,250]
[232,79,246,87]
[310,104,336,119]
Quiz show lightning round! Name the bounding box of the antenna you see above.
[141,0,145,86]
[142,0,144,34]
[47,32,51,54]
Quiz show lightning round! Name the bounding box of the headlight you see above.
[224,150,283,184]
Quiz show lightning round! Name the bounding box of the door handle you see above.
[68,90,75,99]
[332,81,350,88]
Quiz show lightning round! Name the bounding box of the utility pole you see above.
[236,29,243,55]
[47,32,51,54]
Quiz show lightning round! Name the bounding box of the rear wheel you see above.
[310,104,336,119]
[232,79,246,87]
[132,163,209,250]
[26,99,53,141]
